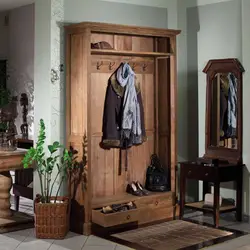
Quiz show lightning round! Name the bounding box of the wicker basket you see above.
[34,196,69,239]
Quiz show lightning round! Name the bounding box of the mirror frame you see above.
[203,58,245,164]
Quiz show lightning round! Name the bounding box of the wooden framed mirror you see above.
[203,59,244,164]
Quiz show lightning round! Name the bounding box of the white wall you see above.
[33,0,53,196]
[0,11,9,59]
[64,0,168,28]
[98,0,178,29]
[7,4,35,137]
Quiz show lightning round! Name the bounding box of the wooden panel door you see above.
[127,61,155,185]
[66,30,91,235]
[90,72,117,198]
[90,56,155,195]
[158,58,170,169]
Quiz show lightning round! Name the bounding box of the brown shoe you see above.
[126,182,143,196]
[135,181,150,196]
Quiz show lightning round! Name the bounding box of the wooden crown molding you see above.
[65,21,181,37]
[203,58,245,74]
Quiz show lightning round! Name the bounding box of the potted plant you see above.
[22,118,78,239]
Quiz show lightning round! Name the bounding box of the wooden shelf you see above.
[92,191,174,209]
[91,49,172,58]
[185,201,236,213]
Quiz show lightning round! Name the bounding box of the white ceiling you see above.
[0,0,34,11]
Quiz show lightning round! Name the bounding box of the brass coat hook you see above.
[109,62,115,70]
[96,61,103,70]
[142,63,148,72]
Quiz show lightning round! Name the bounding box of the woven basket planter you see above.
[34,196,69,239]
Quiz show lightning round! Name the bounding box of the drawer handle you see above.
[205,173,208,176]
[155,201,159,206]
[188,170,192,175]
[127,215,130,220]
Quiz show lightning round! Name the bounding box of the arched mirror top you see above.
[203,58,245,164]
[203,58,245,78]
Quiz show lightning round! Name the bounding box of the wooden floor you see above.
[111,220,235,250]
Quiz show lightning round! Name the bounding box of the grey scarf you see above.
[227,73,237,137]
[116,63,142,143]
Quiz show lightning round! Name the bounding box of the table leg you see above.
[0,171,13,218]
[236,167,243,221]
[203,181,209,200]
[213,181,220,228]
[179,168,186,219]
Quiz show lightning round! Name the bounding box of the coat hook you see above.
[96,61,103,70]
[109,62,115,70]
[132,63,136,70]
[142,63,148,72]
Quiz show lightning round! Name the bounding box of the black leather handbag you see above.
[145,154,170,192]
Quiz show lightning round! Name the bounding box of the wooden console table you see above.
[0,149,33,233]
[179,161,243,228]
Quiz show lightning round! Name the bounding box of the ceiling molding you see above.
[99,0,235,8]
[98,0,170,8]
[180,0,236,8]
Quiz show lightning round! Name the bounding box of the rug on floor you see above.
[111,220,243,250]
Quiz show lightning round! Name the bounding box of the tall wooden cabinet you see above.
[65,22,181,235]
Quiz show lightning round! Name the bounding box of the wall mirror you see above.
[203,59,244,164]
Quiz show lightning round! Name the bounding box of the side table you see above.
[179,160,243,228]
[0,149,34,233]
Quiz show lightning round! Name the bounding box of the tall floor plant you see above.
[22,119,77,203]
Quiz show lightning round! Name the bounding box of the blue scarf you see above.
[116,63,142,143]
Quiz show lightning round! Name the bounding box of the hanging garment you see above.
[227,73,237,138]
[101,62,146,149]
[219,75,229,138]
[220,86,227,134]
[116,63,142,143]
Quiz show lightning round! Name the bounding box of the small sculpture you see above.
[0,96,18,151]
[20,93,28,139]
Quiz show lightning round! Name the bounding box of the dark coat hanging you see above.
[101,70,147,149]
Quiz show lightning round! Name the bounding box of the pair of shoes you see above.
[126,181,150,196]
[112,201,137,212]
[102,201,137,214]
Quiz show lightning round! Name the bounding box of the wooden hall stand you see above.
[179,58,245,228]
[0,149,33,233]
[65,22,181,235]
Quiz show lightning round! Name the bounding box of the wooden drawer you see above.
[183,164,215,181]
[135,193,173,209]
[92,208,138,227]
[138,206,174,224]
